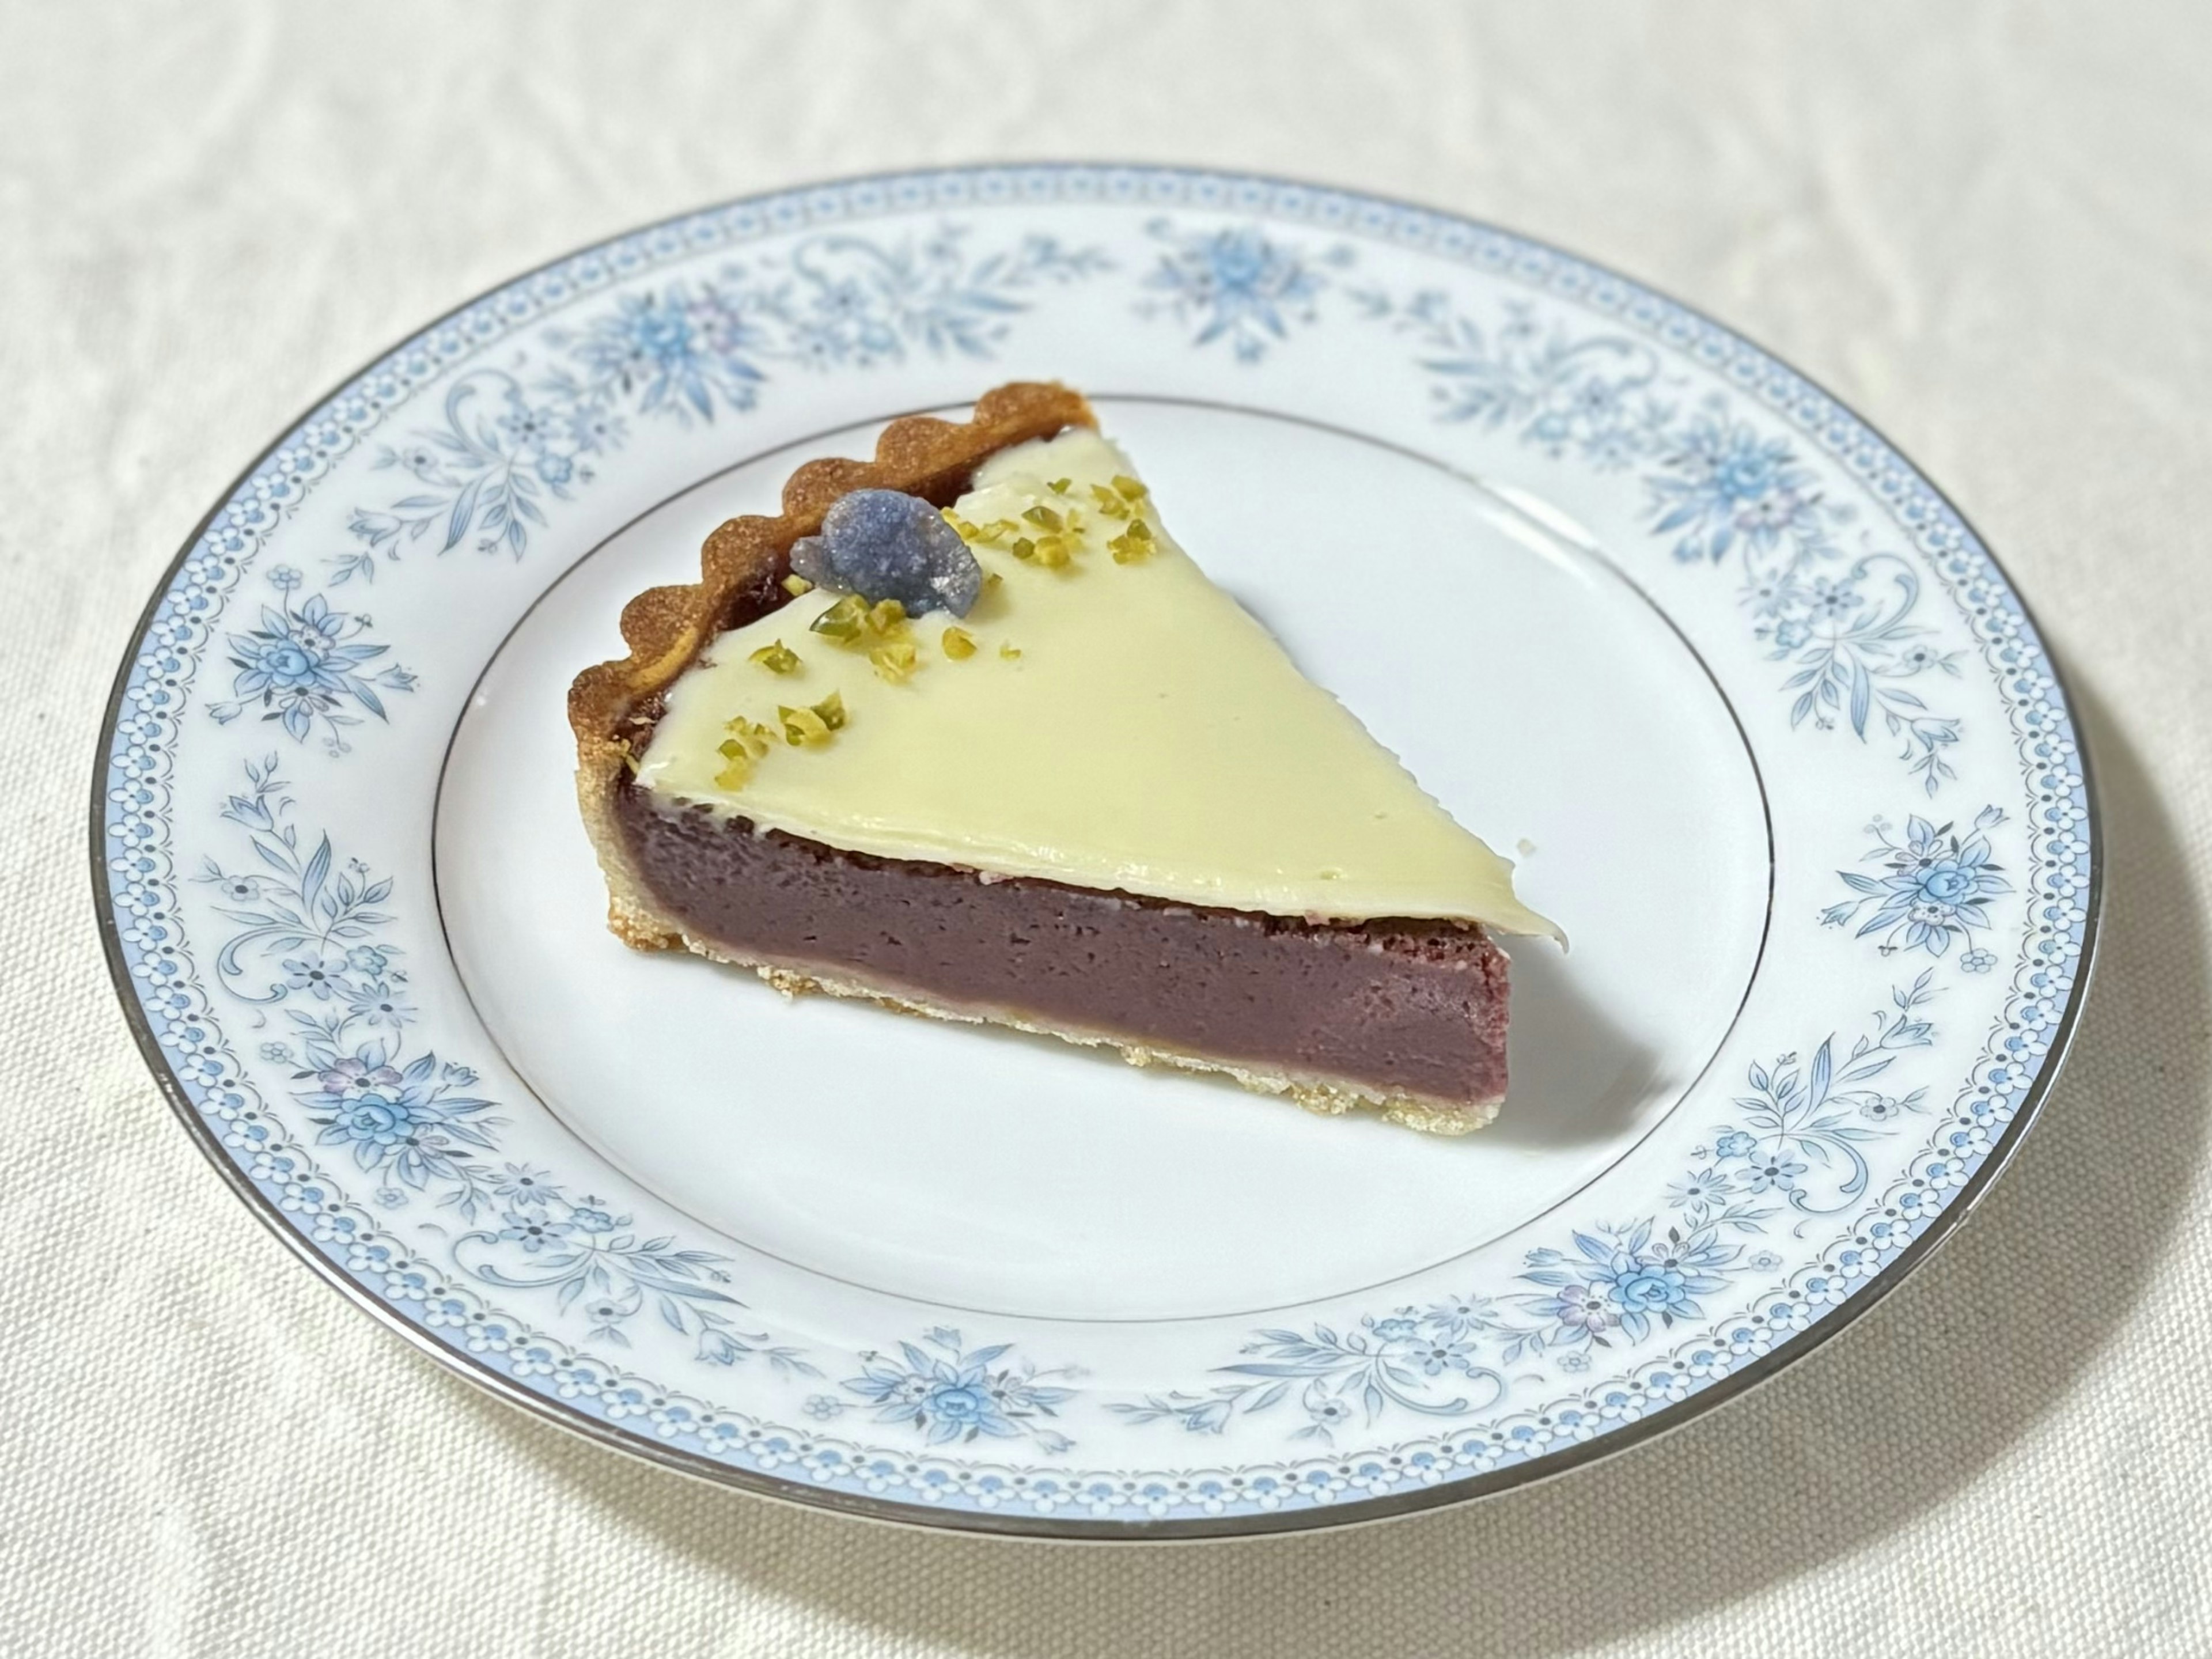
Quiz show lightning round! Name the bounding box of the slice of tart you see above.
[569,382,1556,1133]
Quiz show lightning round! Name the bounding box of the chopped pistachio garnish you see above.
[869,640,919,682]
[721,715,775,757]
[781,573,815,597]
[1109,517,1156,563]
[866,597,907,636]
[941,624,978,660]
[1010,536,1036,561]
[1048,477,1073,494]
[810,593,867,642]
[983,570,1003,592]
[941,510,979,539]
[999,642,1022,661]
[811,690,846,730]
[1032,535,1071,568]
[1112,474,1148,501]
[1020,504,1063,532]
[1089,484,1131,520]
[749,639,801,675]
[712,717,774,789]
[778,703,834,746]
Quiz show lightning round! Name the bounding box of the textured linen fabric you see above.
[5,2,2211,1653]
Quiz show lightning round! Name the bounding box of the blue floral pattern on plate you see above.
[1824,808,2011,956]
[1356,287,1966,791]
[1134,218,1351,361]
[342,226,1110,567]
[94,166,2093,1533]
[205,567,415,752]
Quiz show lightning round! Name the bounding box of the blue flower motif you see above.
[1960,948,1998,974]
[1136,220,1348,362]
[494,1164,559,1204]
[344,980,415,1031]
[497,1210,573,1254]
[1713,1130,1756,1160]
[301,1043,498,1185]
[572,289,762,423]
[237,632,329,695]
[1828,808,2011,957]
[1805,577,1862,622]
[1742,1156,1809,1195]
[844,1328,1075,1450]
[1667,1166,1735,1209]
[1520,1222,1738,1346]
[1408,1337,1479,1377]
[210,581,414,752]
[1608,1264,1692,1316]
[282,953,346,999]
[324,1088,418,1150]
[1648,414,1816,564]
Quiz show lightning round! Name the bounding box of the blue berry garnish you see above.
[797,490,982,618]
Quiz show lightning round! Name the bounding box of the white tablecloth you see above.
[7,2,2210,1653]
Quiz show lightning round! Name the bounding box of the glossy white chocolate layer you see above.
[638,429,1555,933]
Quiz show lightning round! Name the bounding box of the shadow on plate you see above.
[1483,940,1664,1149]
[438,672,2199,1657]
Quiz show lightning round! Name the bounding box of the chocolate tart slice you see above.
[569,383,1556,1133]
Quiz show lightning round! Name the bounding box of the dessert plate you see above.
[95,166,2097,1537]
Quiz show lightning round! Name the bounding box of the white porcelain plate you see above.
[96,167,2097,1537]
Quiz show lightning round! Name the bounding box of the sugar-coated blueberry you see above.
[814,490,982,617]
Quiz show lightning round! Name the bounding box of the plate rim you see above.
[89,160,2105,1540]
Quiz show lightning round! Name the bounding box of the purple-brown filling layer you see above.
[614,782,1509,1108]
